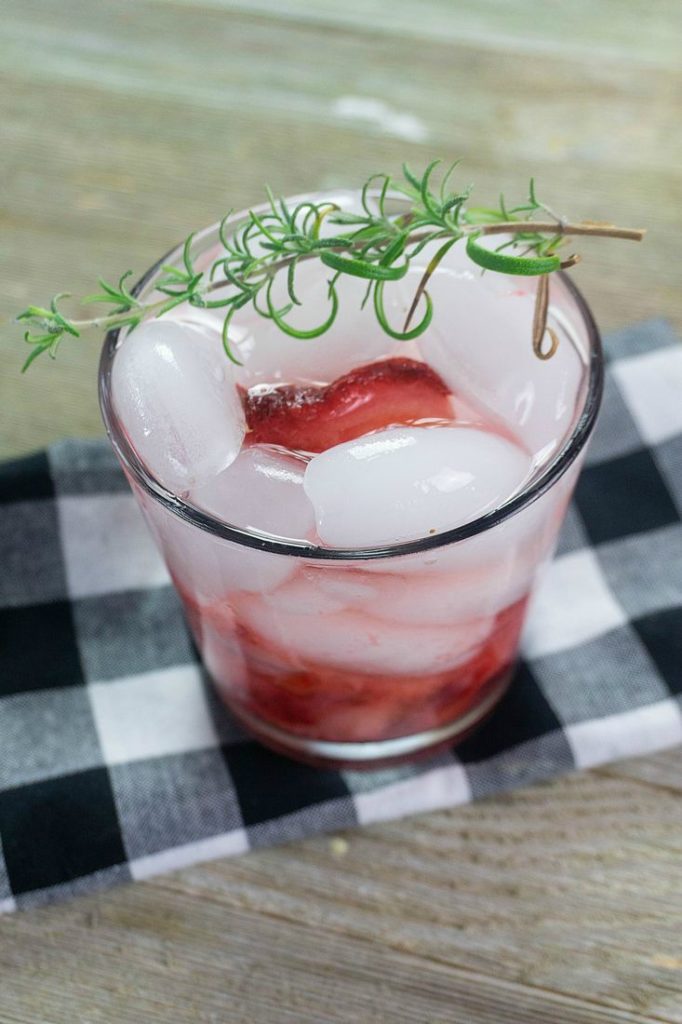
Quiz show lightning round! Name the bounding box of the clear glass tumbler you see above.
[99,194,603,769]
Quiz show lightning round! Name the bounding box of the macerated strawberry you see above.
[242,357,453,452]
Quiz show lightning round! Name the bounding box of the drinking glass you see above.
[99,193,603,768]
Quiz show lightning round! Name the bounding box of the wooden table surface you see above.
[2,2,681,1020]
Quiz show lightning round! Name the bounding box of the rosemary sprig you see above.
[16,161,644,370]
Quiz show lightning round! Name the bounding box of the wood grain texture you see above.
[1,769,681,1023]
[1,1,681,1020]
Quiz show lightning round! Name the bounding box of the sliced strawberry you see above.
[242,357,453,452]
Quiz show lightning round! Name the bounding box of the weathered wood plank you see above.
[149,0,682,68]
[0,772,681,1023]
[599,749,682,794]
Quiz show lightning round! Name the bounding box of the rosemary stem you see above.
[205,219,644,295]
[73,217,646,317]
[68,297,170,330]
[475,220,646,242]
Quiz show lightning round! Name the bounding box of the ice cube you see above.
[160,305,256,367]
[112,319,245,493]
[357,448,579,578]
[393,239,585,458]
[158,265,405,388]
[141,496,298,599]
[362,562,532,624]
[257,570,377,618]
[260,576,354,616]
[261,560,528,624]
[232,263,408,386]
[191,445,315,541]
[139,446,315,599]
[233,594,493,676]
[303,426,532,549]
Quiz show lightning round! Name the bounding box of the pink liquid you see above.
[181,578,528,749]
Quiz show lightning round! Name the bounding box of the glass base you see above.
[226,665,514,770]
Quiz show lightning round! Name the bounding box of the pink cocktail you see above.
[99,190,602,768]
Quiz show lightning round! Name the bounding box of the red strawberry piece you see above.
[242,357,453,452]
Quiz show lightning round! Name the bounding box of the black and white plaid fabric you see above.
[1,319,681,912]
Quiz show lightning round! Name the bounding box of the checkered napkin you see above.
[1,320,681,913]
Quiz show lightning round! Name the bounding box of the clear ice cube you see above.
[191,444,314,541]
[303,425,532,549]
[394,239,585,459]
[233,593,493,676]
[111,319,245,493]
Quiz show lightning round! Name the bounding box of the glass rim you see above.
[98,197,604,563]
